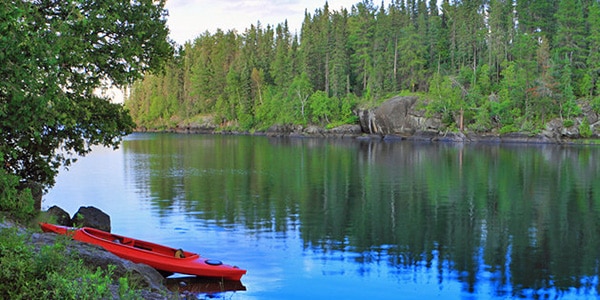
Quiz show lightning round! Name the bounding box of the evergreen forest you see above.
[125,0,600,135]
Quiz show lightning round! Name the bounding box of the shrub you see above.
[0,228,143,299]
[0,167,35,221]
[579,118,593,138]
[563,119,574,128]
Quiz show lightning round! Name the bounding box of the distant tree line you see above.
[126,0,600,134]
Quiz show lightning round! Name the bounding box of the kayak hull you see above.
[39,223,246,281]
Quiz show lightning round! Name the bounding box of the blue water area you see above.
[45,133,600,299]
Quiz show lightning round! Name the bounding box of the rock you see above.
[579,100,600,125]
[73,206,111,232]
[357,109,380,134]
[405,130,440,141]
[46,205,72,226]
[435,131,467,142]
[328,124,363,136]
[499,132,558,144]
[304,125,324,136]
[266,124,301,136]
[358,96,442,136]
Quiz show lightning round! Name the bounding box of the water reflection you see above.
[165,277,246,295]
[121,134,600,298]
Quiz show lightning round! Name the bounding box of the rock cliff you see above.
[356,96,600,143]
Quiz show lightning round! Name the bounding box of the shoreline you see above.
[132,96,600,145]
[134,126,599,146]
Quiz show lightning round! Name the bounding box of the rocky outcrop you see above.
[543,102,600,139]
[73,206,111,232]
[358,96,441,136]
[266,123,363,138]
[357,95,600,143]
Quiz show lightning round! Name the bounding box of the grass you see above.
[0,225,146,299]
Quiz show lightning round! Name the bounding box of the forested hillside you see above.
[125,0,600,135]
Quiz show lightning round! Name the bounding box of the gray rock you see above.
[358,96,442,136]
[304,125,324,136]
[266,124,303,136]
[328,124,362,135]
[46,205,72,226]
[72,206,111,232]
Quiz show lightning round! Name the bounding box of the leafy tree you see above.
[288,72,314,123]
[0,157,34,220]
[427,72,462,127]
[309,90,335,125]
[1,0,172,189]
[496,62,527,129]
[254,87,280,129]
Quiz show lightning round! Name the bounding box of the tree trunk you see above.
[459,107,464,131]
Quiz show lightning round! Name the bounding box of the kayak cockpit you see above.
[81,227,198,259]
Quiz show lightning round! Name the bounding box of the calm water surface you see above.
[44,133,600,299]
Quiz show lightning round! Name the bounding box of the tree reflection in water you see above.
[124,134,600,298]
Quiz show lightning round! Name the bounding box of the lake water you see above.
[44,133,600,299]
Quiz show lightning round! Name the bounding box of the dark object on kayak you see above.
[39,223,246,281]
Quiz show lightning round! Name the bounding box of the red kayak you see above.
[39,223,246,281]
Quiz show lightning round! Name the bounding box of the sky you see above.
[164,0,363,45]
[107,0,365,104]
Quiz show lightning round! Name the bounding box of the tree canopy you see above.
[0,0,172,189]
[126,0,600,134]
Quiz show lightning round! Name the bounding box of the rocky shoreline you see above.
[1,206,221,299]
[138,96,600,145]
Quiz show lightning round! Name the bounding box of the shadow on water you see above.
[165,276,245,296]
[121,133,600,298]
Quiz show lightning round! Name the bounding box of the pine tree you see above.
[397,19,427,92]
[584,1,600,98]
[272,21,293,90]
[554,0,587,95]
[487,0,514,83]
[349,1,376,97]
[428,0,450,73]
[517,0,558,42]
[300,6,330,92]
[370,2,393,96]
[329,9,351,98]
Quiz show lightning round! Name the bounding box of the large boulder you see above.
[358,96,442,136]
[46,205,72,226]
[72,206,111,232]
